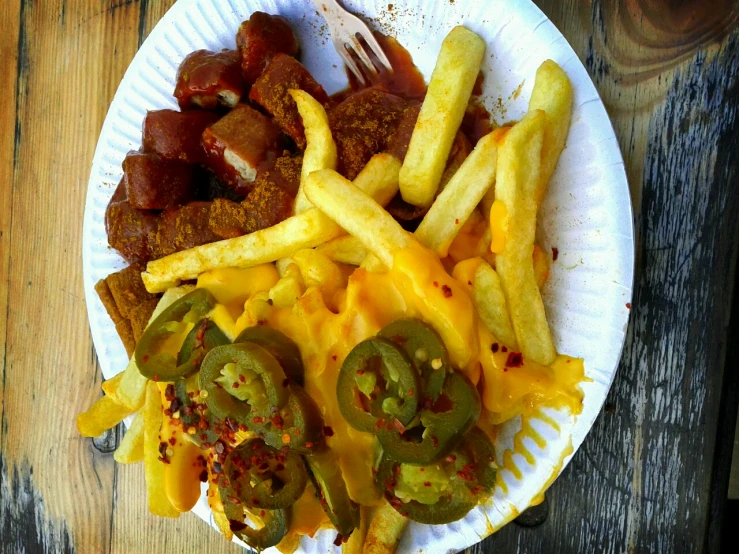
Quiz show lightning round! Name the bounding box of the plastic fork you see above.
[311,0,393,85]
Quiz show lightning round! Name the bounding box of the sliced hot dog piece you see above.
[237,12,300,85]
[122,151,194,210]
[142,109,219,165]
[174,49,245,110]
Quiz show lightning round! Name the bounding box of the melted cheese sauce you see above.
[191,246,585,534]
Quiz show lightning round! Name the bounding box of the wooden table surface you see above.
[2,1,738,553]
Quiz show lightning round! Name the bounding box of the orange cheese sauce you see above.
[191,244,585,533]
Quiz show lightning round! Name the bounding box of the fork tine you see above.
[358,31,393,72]
[350,35,378,76]
[335,38,366,86]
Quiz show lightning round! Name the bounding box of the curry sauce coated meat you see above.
[237,11,300,84]
[142,109,218,164]
[174,49,245,110]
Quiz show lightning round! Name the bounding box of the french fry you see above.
[317,236,369,266]
[113,409,145,464]
[399,26,485,207]
[353,153,401,208]
[473,260,518,349]
[207,472,234,541]
[304,169,413,268]
[143,381,179,518]
[363,500,408,554]
[291,89,337,213]
[528,60,573,206]
[76,395,133,437]
[115,286,193,409]
[142,209,343,293]
[101,371,124,399]
[494,110,556,366]
[415,130,499,256]
[532,244,550,289]
[291,248,346,292]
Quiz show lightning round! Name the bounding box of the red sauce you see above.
[333,33,426,103]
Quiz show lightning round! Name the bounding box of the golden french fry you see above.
[305,169,413,268]
[291,89,338,213]
[415,130,499,256]
[143,381,179,518]
[142,209,343,293]
[353,153,401,208]
[113,409,145,464]
[291,248,346,292]
[474,260,518,349]
[399,26,485,207]
[528,60,573,206]
[533,244,550,289]
[76,395,133,437]
[317,236,369,266]
[363,500,408,554]
[115,286,193,409]
[269,264,306,309]
[101,371,124,399]
[494,110,556,366]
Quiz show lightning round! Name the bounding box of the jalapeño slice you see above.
[223,439,307,510]
[337,337,421,433]
[378,318,448,402]
[304,448,360,538]
[199,343,289,426]
[177,318,230,372]
[136,289,217,381]
[234,326,305,386]
[377,372,481,464]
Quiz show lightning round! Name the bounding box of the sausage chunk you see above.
[142,109,219,164]
[106,201,160,265]
[122,151,194,210]
[154,201,221,257]
[249,54,329,149]
[201,104,282,195]
[174,49,245,110]
[237,12,300,85]
[328,87,407,179]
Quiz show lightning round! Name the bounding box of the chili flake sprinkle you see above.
[491,343,499,353]
[441,284,453,298]
[505,352,524,368]
[552,247,559,261]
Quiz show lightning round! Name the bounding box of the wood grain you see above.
[1,0,738,553]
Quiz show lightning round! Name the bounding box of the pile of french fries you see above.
[82,24,573,554]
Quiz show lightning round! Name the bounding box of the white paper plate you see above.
[82,0,634,552]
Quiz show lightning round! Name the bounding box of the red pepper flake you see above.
[261,510,266,517]
[152,374,159,382]
[468,280,472,286]
[199,470,208,482]
[408,389,414,397]
[163,408,172,417]
[168,437,176,446]
[356,369,365,375]
[501,346,508,353]
[229,520,248,532]
[158,442,168,457]
[305,442,314,448]
[271,415,284,429]
[491,343,499,353]
[424,481,432,487]
[375,418,386,430]
[332,355,338,361]
[267,298,274,306]
[232,382,240,388]
[142,355,150,363]
[164,384,175,401]
[505,352,524,368]
[419,467,425,472]
[252,416,266,424]
[323,426,334,437]
[238,374,246,383]
[445,454,457,463]
[626,303,632,310]
[552,247,559,261]
[455,218,459,224]
[431,435,439,448]
[441,285,453,298]
[158,456,171,464]
[433,281,439,288]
